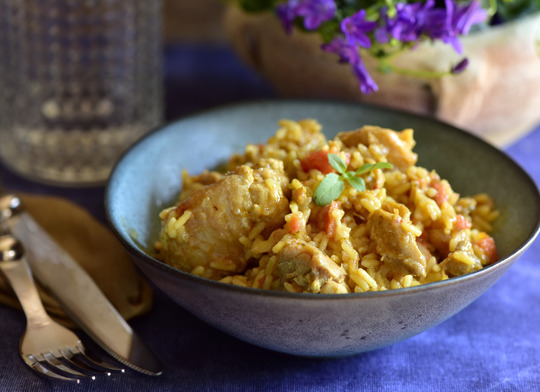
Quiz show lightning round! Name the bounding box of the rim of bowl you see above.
[106,99,540,301]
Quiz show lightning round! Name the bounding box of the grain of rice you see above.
[239,236,251,247]
[341,240,358,264]
[390,279,402,290]
[375,273,389,289]
[401,275,413,288]
[263,274,274,290]
[283,282,297,293]
[272,234,292,254]
[453,251,475,265]
[231,276,248,287]
[191,265,205,276]
[361,254,380,268]
[165,217,177,238]
[249,221,267,240]
[209,259,238,272]
[350,268,377,290]
[472,215,493,232]
[252,269,266,289]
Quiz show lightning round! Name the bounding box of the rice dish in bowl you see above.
[105,100,540,357]
[156,119,498,294]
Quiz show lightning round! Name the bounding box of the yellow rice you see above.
[157,119,499,293]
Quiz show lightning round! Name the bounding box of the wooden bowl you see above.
[224,8,540,147]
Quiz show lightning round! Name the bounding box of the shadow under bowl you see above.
[105,100,540,357]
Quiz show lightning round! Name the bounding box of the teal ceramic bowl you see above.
[105,100,540,357]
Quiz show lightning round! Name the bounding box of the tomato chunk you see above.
[432,180,449,207]
[301,150,350,175]
[454,214,472,230]
[289,214,302,234]
[475,233,498,264]
[318,201,340,238]
[301,150,334,174]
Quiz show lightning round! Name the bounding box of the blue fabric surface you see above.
[0,44,539,391]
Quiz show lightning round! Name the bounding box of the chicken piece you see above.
[440,236,483,277]
[337,126,417,171]
[368,209,426,278]
[159,159,290,279]
[178,170,224,202]
[275,239,348,293]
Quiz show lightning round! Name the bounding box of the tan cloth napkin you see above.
[0,193,153,328]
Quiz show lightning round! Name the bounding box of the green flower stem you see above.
[486,0,498,17]
[384,0,397,17]
[378,58,453,78]
[369,44,454,79]
[364,5,381,20]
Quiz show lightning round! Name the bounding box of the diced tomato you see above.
[318,201,340,238]
[474,234,498,264]
[301,150,334,174]
[289,214,302,234]
[454,214,472,230]
[300,149,350,174]
[432,180,449,207]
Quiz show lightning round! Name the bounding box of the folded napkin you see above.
[0,193,153,328]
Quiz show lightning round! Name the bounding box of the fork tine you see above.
[59,347,111,376]
[23,354,81,383]
[72,343,125,373]
[43,352,96,380]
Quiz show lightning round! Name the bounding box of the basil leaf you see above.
[313,173,344,206]
[313,160,392,205]
[370,161,393,170]
[355,161,392,175]
[345,174,366,193]
[355,163,374,176]
[328,153,347,174]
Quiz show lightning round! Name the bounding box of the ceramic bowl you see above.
[105,100,540,357]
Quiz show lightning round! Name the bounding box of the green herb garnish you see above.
[313,154,392,206]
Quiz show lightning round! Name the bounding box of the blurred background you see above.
[159,1,277,122]
[162,0,227,44]
[161,1,540,147]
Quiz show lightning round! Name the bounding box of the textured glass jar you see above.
[0,0,163,185]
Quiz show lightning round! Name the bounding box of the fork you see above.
[0,226,124,382]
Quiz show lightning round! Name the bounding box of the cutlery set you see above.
[0,193,163,382]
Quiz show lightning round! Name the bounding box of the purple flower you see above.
[351,57,379,94]
[452,0,487,35]
[322,9,379,94]
[341,10,378,48]
[276,0,487,95]
[425,0,487,53]
[374,0,486,54]
[276,0,336,34]
[276,1,299,34]
[378,0,436,43]
[322,37,378,94]
[451,57,469,74]
[297,0,337,30]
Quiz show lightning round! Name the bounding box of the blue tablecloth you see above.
[1,44,539,392]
